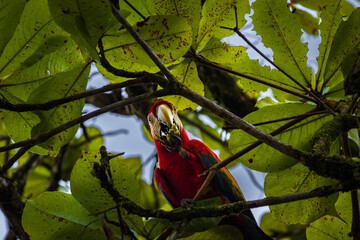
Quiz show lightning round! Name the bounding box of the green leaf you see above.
[265,163,338,224]
[200,37,247,64]
[228,103,332,171]
[22,165,51,200]
[195,0,250,51]
[315,0,342,90]
[260,212,306,240]
[184,225,244,240]
[145,218,169,239]
[293,8,319,35]
[22,191,110,240]
[102,15,192,73]
[0,90,52,155]
[0,0,26,56]
[146,0,201,41]
[27,64,90,152]
[48,0,116,60]
[1,38,84,102]
[0,0,66,78]
[162,60,203,110]
[335,191,360,224]
[324,8,360,88]
[306,215,351,240]
[118,0,151,25]
[292,0,335,11]
[62,127,104,180]
[70,150,146,236]
[252,0,313,88]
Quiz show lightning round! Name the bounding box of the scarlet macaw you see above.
[148,100,271,240]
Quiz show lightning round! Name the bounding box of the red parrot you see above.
[148,100,272,240]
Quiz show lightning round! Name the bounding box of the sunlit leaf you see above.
[102,15,192,73]
[335,191,360,225]
[2,38,84,102]
[324,8,360,89]
[22,165,50,200]
[265,163,338,224]
[228,103,332,171]
[260,212,306,239]
[70,151,146,236]
[252,0,313,88]
[22,191,113,240]
[62,127,104,180]
[48,0,117,60]
[291,0,335,11]
[306,215,351,240]
[0,0,66,78]
[163,60,203,110]
[293,8,319,35]
[0,0,25,56]
[28,64,90,152]
[196,0,250,51]
[315,0,343,90]
[118,0,151,25]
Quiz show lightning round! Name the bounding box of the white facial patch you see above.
[156,104,174,126]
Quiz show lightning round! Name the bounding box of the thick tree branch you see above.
[0,78,151,112]
[97,182,354,222]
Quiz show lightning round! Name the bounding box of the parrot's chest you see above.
[159,151,212,202]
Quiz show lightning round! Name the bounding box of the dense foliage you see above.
[0,0,359,239]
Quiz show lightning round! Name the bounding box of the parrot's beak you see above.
[156,104,182,149]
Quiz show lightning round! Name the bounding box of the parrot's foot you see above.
[180,199,193,209]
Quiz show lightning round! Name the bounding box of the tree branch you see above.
[0,78,151,112]
[0,89,172,175]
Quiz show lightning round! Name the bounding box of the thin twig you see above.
[0,89,171,175]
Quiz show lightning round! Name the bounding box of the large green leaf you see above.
[102,15,192,73]
[118,0,151,25]
[0,0,25,57]
[146,0,201,41]
[335,191,360,225]
[306,215,351,240]
[163,60,204,110]
[315,0,342,90]
[265,163,338,224]
[228,103,332,172]
[22,166,50,200]
[260,212,306,240]
[324,8,360,89]
[22,191,112,240]
[62,127,104,180]
[252,0,313,88]
[0,90,51,155]
[48,0,116,60]
[0,0,66,78]
[70,151,146,236]
[28,64,90,152]
[195,0,250,51]
[1,38,84,102]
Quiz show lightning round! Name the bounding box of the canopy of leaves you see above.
[0,0,358,239]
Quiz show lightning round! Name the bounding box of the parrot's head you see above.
[147,100,189,151]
